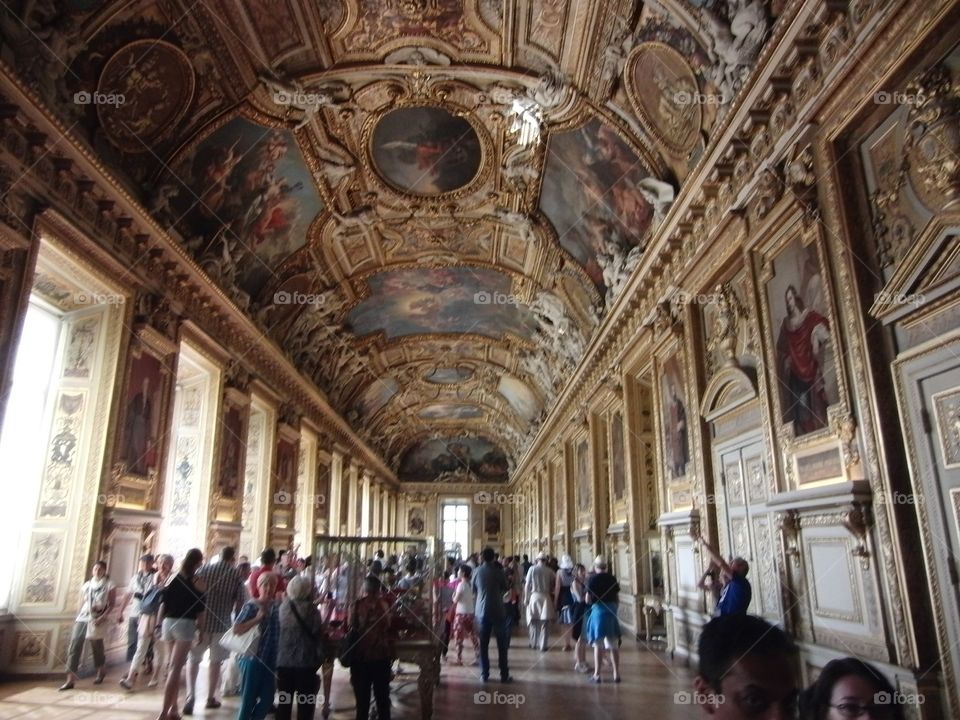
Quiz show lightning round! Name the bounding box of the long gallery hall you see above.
[0,1,958,719]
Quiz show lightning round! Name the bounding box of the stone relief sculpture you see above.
[384,46,452,66]
[706,282,747,371]
[259,75,351,130]
[600,26,637,90]
[488,207,538,244]
[638,177,676,226]
[529,290,587,366]
[697,0,770,102]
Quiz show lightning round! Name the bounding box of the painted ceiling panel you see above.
[0,0,779,482]
[345,267,537,341]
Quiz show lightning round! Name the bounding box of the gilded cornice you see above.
[511,0,941,484]
[0,60,398,487]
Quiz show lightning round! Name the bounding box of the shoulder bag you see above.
[220,606,262,657]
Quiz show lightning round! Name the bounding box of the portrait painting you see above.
[484,506,502,538]
[498,375,542,421]
[116,345,169,479]
[346,267,536,341]
[408,506,425,535]
[315,461,331,528]
[553,461,565,519]
[371,106,482,196]
[168,116,324,299]
[660,355,690,479]
[274,437,298,498]
[765,237,839,436]
[540,117,670,292]
[576,439,590,513]
[399,436,509,483]
[611,412,627,501]
[418,403,484,420]
[216,404,246,499]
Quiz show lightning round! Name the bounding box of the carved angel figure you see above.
[698,0,770,101]
[259,75,349,129]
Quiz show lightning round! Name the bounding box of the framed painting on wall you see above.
[764,236,840,437]
[112,332,176,508]
[659,354,690,480]
[273,435,299,503]
[575,438,590,515]
[484,506,501,540]
[408,506,425,536]
[215,397,247,502]
[610,411,627,502]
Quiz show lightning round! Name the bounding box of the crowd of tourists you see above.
[58,544,909,720]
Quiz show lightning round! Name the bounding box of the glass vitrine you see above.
[312,534,443,641]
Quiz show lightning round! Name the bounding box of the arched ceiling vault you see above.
[1,0,777,481]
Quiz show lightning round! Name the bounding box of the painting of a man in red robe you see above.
[776,284,831,434]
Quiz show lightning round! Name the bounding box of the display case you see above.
[313,535,444,719]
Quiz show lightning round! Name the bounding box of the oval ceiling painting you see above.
[371,106,482,196]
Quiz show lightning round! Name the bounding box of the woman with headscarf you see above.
[276,574,333,720]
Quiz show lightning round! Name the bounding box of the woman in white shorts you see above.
[156,549,207,720]
[120,554,174,690]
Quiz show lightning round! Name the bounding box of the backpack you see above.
[140,582,164,615]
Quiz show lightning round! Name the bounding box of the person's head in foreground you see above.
[694,614,798,719]
[256,570,277,600]
[799,657,904,720]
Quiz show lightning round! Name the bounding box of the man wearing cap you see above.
[524,552,557,652]
[117,553,156,664]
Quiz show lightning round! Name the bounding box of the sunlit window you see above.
[0,303,62,610]
[441,503,470,557]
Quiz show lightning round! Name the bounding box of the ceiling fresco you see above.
[164,116,325,302]
[399,436,510,483]
[371,106,484,196]
[345,267,536,341]
[539,117,675,301]
[0,0,779,482]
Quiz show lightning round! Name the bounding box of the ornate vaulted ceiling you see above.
[0,0,778,481]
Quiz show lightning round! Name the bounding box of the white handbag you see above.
[219,624,261,656]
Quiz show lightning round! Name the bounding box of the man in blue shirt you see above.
[471,547,512,683]
[695,533,752,616]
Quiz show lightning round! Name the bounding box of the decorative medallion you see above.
[370,106,483,196]
[624,42,703,155]
[96,40,196,153]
